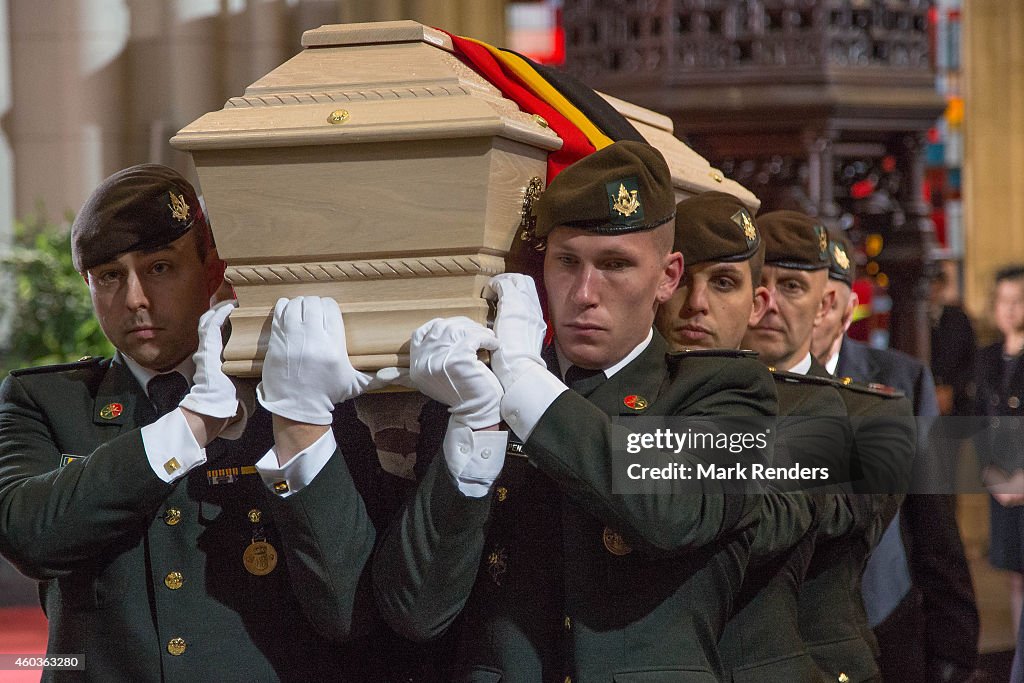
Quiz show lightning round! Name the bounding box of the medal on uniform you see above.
[243,508,278,576]
[243,541,278,576]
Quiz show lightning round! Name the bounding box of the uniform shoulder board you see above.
[9,355,105,377]
[770,369,838,387]
[834,377,906,399]
[667,348,759,359]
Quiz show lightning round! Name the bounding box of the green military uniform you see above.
[0,162,391,681]
[376,336,777,681]
[0,357,380,682]
[718,369,849,683]
[797,367,915,683]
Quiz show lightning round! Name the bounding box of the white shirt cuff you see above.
[499,365,568,442]
[255,429,338,498]
[443,421,509,498]
[142,408,208,483]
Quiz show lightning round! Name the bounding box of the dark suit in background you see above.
[931,304,978,419]
[837,338,979,683]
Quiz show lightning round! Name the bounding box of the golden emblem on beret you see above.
[833,243,850,270]
[99,402,123,420]
[168,191,190,223]
[611,183,641,217]
[602,526,632,556]
[243,540,278,576]
[732,209,757,243]
[816,225,828,255]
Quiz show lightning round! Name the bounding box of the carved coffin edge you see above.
[301,21,454,51]
[171,113,561,152]
[225,84,475,108]
[225,253,506,285]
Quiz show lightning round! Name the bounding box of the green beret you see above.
[535,140,675,238]
[827,231,856,286]
[673,191,761,266]
[757,210,830,271]
[72,164,204,272]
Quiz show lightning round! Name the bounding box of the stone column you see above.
[962,0,1024,321]
[9,0,131,218]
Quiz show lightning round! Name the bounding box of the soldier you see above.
[0,165,384,681]
[654,191,768,352]
[812,233,979,683]
[375,141,777,681]
[654,191,829,680]
[747,210,914,683]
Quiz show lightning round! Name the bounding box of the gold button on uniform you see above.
[837,674,849,683]
[167,637,186,656]
[164,571,183,590]
[496,486,508,503]
[163,508,181,526]
[602,526,632,556]
[564,616,571,631]
[1010,396,1021,409]
[248,508,262,524]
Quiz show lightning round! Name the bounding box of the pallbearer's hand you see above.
[257,296,387,425]
[181,300,246,439]
[489,273,547,390]
[409,317,503,430]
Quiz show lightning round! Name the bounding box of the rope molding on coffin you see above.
[225,254,505,285]
[227,85,473,108]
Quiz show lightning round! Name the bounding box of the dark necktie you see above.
[564,365,603,393]
[148,372,189,417]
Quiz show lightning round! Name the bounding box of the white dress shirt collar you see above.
[119,352,196,396]
[555,328,654,381]
[787,352,814,376]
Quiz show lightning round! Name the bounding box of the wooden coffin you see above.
[171,20,757,375]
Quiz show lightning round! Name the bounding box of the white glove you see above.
[409,317,503,430]
[489,273,548,390]
[257,296,393,425]
[180,301,246,436]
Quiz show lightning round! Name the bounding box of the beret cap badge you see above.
[833,243,850,270]
[168,191,190,223]
[732,209,758,245]
[606,180,638,218]
[609,179,641,218]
